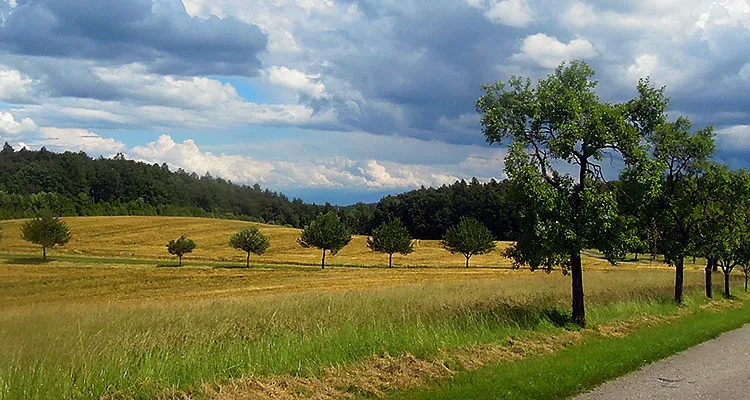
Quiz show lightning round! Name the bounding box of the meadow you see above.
[0,216,746,399]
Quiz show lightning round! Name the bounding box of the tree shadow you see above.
[3,257,48,265]
[155,263,182,268]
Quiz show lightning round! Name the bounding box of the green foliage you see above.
[20,213,72,261]
[229,226,270,267]
[367,218,414,267]
[441,217,495,267]
[298,212,352,269]
[166,235,197,266]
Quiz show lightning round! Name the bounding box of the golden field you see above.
[0,215,732,399]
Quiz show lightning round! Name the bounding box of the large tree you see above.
[298,212,352,269]
[441,217,496,268]
[476,61,667,327]
[229,226,270,268]
[166,235,197,266]
[367,218,414,268]
[21,213,72,261]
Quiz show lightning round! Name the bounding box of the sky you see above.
[0,0,749,204]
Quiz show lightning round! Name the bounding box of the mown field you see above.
[0,216,746,399]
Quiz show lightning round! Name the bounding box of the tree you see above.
[166,235,196,266]
[229,226,270,267]
[367,218,414,268]
[441,217,496,268]
[643,118,716,303]
[476,61,667,327]
[20,213,72,261]
[298,212,352,269]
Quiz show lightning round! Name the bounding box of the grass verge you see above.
[390,296,750,400]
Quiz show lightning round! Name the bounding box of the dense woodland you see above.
[0,143,518,239]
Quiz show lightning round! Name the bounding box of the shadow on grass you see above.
[155,263,182,268]
[3,257,49,265]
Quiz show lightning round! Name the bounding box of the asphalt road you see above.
[575,324,750,400]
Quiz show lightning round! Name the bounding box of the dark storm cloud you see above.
[0,0,267,76]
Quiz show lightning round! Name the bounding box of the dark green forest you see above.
[0,143,519,239]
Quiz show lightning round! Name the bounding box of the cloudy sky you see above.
[0,0,749,204]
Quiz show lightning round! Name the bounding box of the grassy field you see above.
[0,216,745,399]
[0,216,651,268]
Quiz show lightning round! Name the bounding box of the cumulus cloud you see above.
[716,125,750,152]
[266,66,327,99]
[483,0,533,28]
[0,112,37,137]
[513,33,596,68]
[0,67,36,103]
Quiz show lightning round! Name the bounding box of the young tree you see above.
[229,226,270,268]
[476,61,667,327]
[166,235,196,266]
[441,217,496,268]
[367,218,414,268]
[20,213,72,261]
[298,212,352,269]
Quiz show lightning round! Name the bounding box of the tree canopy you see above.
[229,226,271,268]
[441,217,496,268]
[298,212,352,269]
[166,235,197,266]
[367,218,414,268]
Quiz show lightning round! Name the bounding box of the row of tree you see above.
[476,60,750,327]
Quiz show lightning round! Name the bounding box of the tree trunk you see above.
[321,249,326,269]
[705,258,712,299]
[724,269,731,298]
[745,272,748,292]
[179,255,183,266]
[246,252,251,268]
[712,258,718,272]
[389,253,393,268]
[465,255,470,268]
[675,257,684,304]
[43,246,47,262]
[571,252,585,328]
[634,252,639,261]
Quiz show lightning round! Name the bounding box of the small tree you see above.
[166,235,196,266]
[442,217,496,268]
[298,212,352,269]
[229,226,270,268]
[20,213,72,261]
[367,218,414,268]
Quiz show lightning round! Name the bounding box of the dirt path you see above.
[576,324,750,399]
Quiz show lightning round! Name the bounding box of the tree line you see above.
[0,144,519,240]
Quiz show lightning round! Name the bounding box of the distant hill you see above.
[0,143,518,239]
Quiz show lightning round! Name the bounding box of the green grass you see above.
[391,296,750,400]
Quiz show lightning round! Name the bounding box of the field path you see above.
[576,323,750,400]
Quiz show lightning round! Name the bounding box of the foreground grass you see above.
[392,296,750,400]
[1,259,742,399]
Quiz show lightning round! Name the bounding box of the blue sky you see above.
[0,0,749,204]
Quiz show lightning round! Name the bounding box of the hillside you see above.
[0,216,521,268]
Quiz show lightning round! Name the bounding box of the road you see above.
[575,324,750,400]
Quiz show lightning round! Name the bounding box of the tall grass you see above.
[0,265,732,399]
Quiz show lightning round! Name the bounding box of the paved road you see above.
[576,324,750,400]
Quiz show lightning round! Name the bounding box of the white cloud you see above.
[0,68,35,102]
[0,112,37,137]
[35,127,126,155]
[128,134,503,190]
[716,124,750,151]
[513,33,596,68]
[266,66,327,98]
[483,0,533,28]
